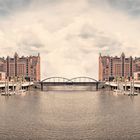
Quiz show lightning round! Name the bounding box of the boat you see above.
[14,89,26,95]
[1,79,12,96]
[1,81,27,96]
[127,80,138,96]
[115,80,139,96]
[1,92,12,96]
[1,88,16,96]
[128,92,138,96]
[14,82,26,95]
[114,81,125,95]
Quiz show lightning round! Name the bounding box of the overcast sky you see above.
[0,0,140,80]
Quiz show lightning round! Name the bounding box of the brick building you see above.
[0,71,6,81]
[0,53,40,81]
[99,53,134,81]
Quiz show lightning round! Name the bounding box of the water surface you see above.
[0,90,140,139]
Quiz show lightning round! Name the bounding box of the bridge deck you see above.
[42,82,98,86]
[39,77,102,91]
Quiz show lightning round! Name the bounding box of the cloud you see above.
[0,0,31,17]
[0,0,140,80]
[88,0,140,16]
[108,0,140,16]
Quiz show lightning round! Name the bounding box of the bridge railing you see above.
[41,76,98,83]
[40,77,99,91]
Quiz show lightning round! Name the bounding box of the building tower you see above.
[14,52,19,77]
[129,56,133,78]
[6,56,10,78]
[121,52,125,77]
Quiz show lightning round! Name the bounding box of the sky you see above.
[0,0,140,80]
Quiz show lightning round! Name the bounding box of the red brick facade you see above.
[99,53,134,81]
[0,53,40,81]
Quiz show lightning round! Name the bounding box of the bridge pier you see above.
[41,82,44,91]
[96,82,98,91]
[39,77,101,91]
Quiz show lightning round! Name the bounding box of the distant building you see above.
[0,53,40,81]
[0,57,6,72]
[0,71,6,81]
[99,53,133,81]
[134,72,140,81]
[133,57,140,72]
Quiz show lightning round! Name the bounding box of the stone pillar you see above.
[41,82,43,91]
[96,82,98,91]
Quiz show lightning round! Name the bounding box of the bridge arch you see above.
[70,77,98,82]
[41,77,71,82]
[41,76,98,83]
[40,76,99,91]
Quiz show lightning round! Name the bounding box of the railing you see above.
[41,77,98,83]
[40,77,99,91]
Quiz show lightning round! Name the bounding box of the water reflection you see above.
[0,90,140,139]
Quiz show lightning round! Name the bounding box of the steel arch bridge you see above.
[41,76,98,83]
[40,77,99,91]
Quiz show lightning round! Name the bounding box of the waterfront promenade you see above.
[0,81,34,91]
[106,81,140,92]
[1,90,140,139]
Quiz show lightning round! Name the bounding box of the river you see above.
[0,89,140,139]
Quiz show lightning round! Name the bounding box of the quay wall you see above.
[105,82,140,92]
[0,82,34,91]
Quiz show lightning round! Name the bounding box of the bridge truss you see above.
[41,76,98,83]
[40,77,99,91]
